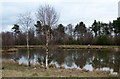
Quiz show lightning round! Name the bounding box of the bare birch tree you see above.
[18,12,33,66]
[36,5,59,69]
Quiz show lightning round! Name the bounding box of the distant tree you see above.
[53,24,65,44]
[16,32,26,45]
[112,18,120,45]
[65,24,76,45]
[79,22,87,35]
[83,30,93,45]
[91,21,113,37]
[28,28,36,45]
[101,22,113,36]
[2,32,14,49]
[114,34,120,45]
[66,24,73,37]
[56,24,65,37]
[74,22,87,39]
[36,5,59,69]
[91,20,100,37]
[113,17,120,35]
[97,35,110,45]
[12,24,20,44]
[34,21,42,34]
[34,21,45,45]
[108,22,113,36]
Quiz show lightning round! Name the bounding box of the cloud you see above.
[1,0,119,32]
[57,0,118,26]
[2,25,13,32]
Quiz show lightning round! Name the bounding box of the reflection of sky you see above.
[97,67,118,75]
[19,56,28,65]
[65,62,78,69]
[17,54,118,75]
[3,49,119,75]
[50,61,60,68]
[84,64,93,71]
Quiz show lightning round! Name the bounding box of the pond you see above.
[2,48,119,75]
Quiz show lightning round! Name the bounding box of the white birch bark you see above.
[27,25,30,66]
[45,29,50,69]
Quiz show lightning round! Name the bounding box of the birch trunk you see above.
[36,5,59,69]
[45,29,50,69]
[27,25,30,66]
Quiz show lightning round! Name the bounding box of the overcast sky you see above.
[0,0,119,32]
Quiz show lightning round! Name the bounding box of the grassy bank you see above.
[58,45,120,49]
[2,45,120,49]
[1,45,120,53]
[2,61,118,77]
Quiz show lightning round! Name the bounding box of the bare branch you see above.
[36,4,59,69]
[36,5,59,28]
[17,12,33,32]
[17,12,33,66]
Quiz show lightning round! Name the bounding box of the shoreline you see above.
[2,45,120,49]
[2,61,119,77]
[1,45,120,52]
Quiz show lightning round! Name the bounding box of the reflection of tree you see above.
[49,49,92,68]
[49,49,66,65]
[110,52,119,73]
[3,48,119,74]
[37,49,119,73]
[65,55,73,67]
[14,49,46,64]
[91,50,119,73]
[92,58,101,68]
[73,50,92,68]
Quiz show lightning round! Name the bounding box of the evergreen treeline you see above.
[2,18,120,47]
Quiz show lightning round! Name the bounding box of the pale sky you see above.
[0,0,119,32]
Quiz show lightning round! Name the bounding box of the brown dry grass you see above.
[2,61,118,77]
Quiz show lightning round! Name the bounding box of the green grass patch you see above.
[42,72,49,76]
[59,45,120,47]
[30,73,38,77]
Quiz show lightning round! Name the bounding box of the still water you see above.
[2,48,119,75]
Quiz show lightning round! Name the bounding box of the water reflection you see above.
[2,49,119,75]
